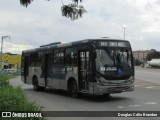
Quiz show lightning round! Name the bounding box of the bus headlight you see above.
[129,76,135,83]
[96,77,106,86]
[96,79,102,85]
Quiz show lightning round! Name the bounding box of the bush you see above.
[0,86,42,111]
[0,75,44,120]
[134,59,143,66]
[0,74,16,87]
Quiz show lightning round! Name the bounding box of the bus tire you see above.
[102,93,110,98]
[70,80,79,98]
[33,77,45,91]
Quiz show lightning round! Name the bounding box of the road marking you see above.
[129,104,141,107]
[145,102,157,105]
[145,86,154,89]
[135,85,140,87]
[117,106,124,109]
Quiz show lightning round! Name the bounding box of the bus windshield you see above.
[95,48,133,77]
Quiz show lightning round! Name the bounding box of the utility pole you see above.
[1,36,10,70]
[122,25,126,40]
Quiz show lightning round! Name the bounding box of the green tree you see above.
[20,0,87,20]
[147,51,160,61]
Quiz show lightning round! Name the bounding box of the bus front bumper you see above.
[92,82,135,95]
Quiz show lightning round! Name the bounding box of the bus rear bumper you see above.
[92,83,135,95]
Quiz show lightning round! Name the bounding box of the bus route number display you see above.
[99,41,128,47]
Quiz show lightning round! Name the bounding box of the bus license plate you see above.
[116,87,123,91]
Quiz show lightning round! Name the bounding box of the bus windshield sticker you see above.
[118,68,123,76]
[106,67,117,71]
[100,67,105,72]
[100,67,117,71]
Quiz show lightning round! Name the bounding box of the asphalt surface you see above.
[9,70,160,120]
[135,66,160,84]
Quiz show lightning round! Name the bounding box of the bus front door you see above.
[78,51,90,90]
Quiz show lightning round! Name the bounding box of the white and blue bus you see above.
[21,39,135,97]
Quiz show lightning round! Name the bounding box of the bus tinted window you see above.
[30,52,43,66]
[54,50,64,64]
[30,53,36,66]
[65,48,77,65]
[36,52,43,66]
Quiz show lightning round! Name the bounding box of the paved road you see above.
[10,76,160,120]
[135,67,160,84]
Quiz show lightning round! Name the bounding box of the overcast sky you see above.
[0,0,160,54]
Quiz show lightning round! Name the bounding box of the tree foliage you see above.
[134,59,143,66]
[20,0,33,7]
[147,51,160,61]
[61,3,86,20]
[20,0,87,20]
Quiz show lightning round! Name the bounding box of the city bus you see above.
[21,39,135,97]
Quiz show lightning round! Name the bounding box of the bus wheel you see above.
[102,93,111,98]
[70,80,79,98]
[33,77,45,91]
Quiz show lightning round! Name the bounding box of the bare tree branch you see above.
[61,0,64,5]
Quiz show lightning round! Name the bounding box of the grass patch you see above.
[0,74,44,120]
[0,74,17,86]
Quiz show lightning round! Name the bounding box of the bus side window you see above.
[65,48,77,65]
[54,50,64,64]
[36,52,43,66]
[30,53,36,66]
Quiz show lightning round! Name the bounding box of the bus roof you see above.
[22,39,129,53]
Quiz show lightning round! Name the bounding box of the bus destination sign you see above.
[99,41,129,47]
